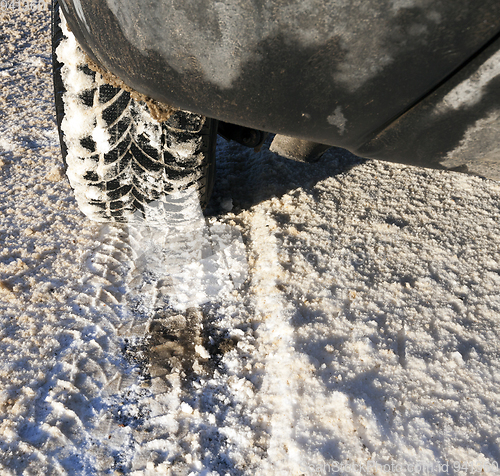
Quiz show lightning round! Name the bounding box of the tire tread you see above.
[52,1,217,223]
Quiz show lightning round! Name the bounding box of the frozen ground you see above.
[1,6,500,476]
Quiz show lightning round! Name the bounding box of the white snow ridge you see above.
[1,6,500,476]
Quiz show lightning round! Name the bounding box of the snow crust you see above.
[1,7,500,476]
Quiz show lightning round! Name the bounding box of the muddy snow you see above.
[1,5,500,476]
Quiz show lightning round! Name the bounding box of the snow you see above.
[1,5,500,476]
[437,49,500,113]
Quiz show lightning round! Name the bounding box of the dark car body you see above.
[60,0,500,179]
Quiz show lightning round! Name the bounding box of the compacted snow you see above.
[1,6,500,476]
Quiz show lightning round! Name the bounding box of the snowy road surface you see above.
[1,6,500,476]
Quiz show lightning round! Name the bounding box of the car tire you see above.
[51,0,217,224]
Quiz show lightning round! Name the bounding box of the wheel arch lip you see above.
[59,0,500,180]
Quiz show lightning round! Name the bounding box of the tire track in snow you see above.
[247,207,304,473]
[34,217,191,474]
[62,194,255,474]
[0,221,143,475]
[245,204,379,475]
[48,224,150,474]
